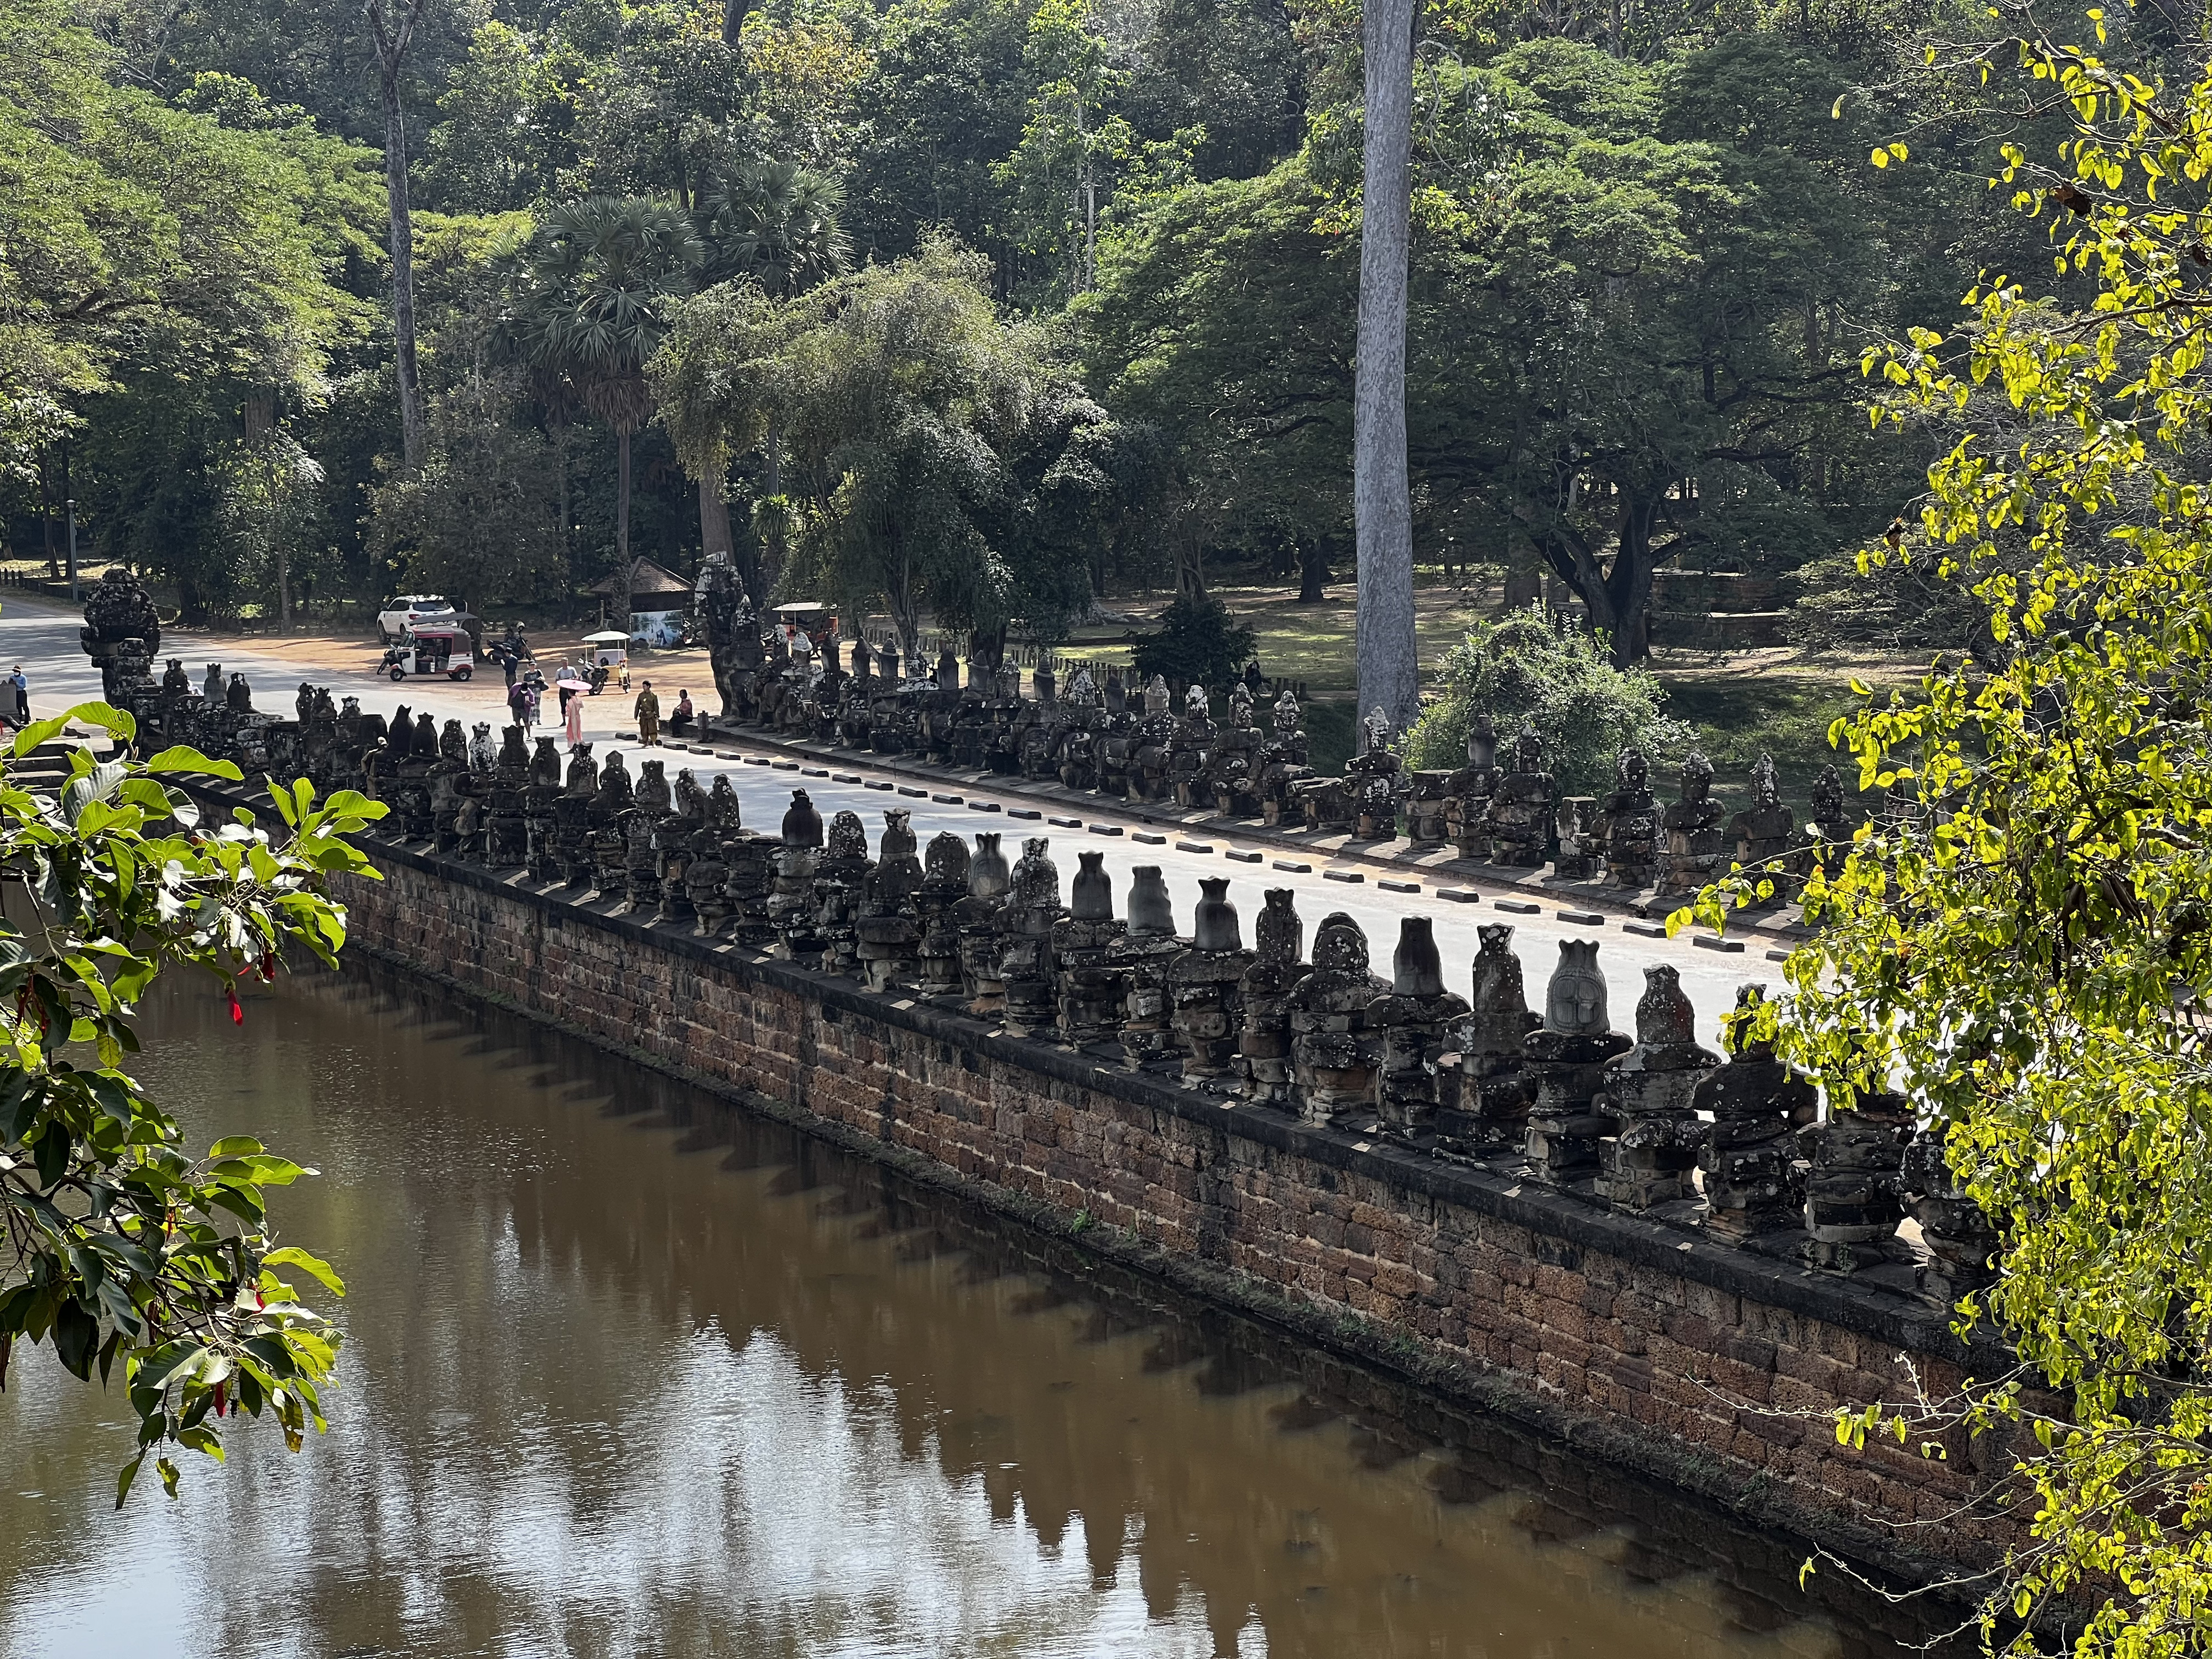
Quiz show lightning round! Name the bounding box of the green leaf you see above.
[263,1246,346,1296]
[142,747,243,781]
[114,1452,143,1510]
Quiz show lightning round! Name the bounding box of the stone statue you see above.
[226,673,253,714]
[1144,674,1171,718]
[1362,703,1393,755]
[565,742,597,795]
[469,723,496,773]
[1185,683,1210,721]
[1272,690,1301,739]
[694,549,757,717]
[161,659,191,698]
[79,567,163,699]
[204,663,224,702]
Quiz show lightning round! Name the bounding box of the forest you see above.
[0,0,2143,658]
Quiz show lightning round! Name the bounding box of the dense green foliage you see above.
[0,704,382,1503]
[0,0,2089,641]
[1675,24,2212,1650]
[1404,604,1687,790]
[1128,593,1260,689]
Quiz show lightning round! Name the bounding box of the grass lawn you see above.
[1653,648,1935,813]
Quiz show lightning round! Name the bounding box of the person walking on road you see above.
[507,677,531,732]
[9,666,27,723]
[565,680,585,749]
[634,680,660,747]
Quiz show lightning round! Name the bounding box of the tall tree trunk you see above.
[366,0,430,469]
[764,424,783,496]
[1353,0,1418,737]
[615,425,634,633]
[555,420,572,585]
[698,470,733,566]
[1296,539,1329,602]
[37,448,55,578]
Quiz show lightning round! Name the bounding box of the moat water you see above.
[0,968,1942,1657]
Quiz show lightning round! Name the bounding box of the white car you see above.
[377,593,455,644]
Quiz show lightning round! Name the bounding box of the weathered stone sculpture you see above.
[79,567,163,701]
[1694,985,1815,1241]
[907,832,968,995]
[855,809,926,989]
[1369,917,1470,1141]
[1659,750,1726,896]
[1801,1086,1913,1274]
[1594,966,1718,1212]
[1168,879,1252,1083]
[1522,940,1630,1183]
[1446,714,1500,859]
[1590,748,1660,889]
[1485,726,1556,868]
[1443,924,1539,1156]
[997,837,1062,1036]
[1729,753,1797,898]
[1900,1127,1999,1308]
[1113,866,1182,1067]
[1238,890,1304,1107]
[955,832,1013,1015]
[770,789,826,963]
[809,810,872,975]
[1052,851,1125,1046]
[1289,913,1386,1126]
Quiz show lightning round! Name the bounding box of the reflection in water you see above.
[0,967,1940,1658]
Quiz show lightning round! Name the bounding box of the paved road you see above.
[0,597,1782,1042]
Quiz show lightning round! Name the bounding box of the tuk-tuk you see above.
[770,602,838,652]
[582,628,629,692]
[380,623,475,682]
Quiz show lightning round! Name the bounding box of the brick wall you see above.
[338,840,2012,1576]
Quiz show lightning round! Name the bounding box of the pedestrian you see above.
[634,679,660,747]
[9,665,26,723]
[501,647,518,690]
[618,656,632,693]
[565,680,585,749]
[507,677,530,731]
[667,688,695,737]
[555,660,575,717]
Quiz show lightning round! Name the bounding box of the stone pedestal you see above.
[1405,771,1452,844]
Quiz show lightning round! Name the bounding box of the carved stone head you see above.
[1543,939,1609,1036]
[827,808,868,861]
[1679,749,1714,802]
[1310,912,1370,979]
[925,830,970,888]
[1255,889,1302,967]
[1470,924,1526,1015]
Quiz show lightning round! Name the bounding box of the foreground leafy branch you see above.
[1674,24,2212,1656]
[0,701,385,1504]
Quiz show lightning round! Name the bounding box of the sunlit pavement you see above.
[0,597,1786,1039]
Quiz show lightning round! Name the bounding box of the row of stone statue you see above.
[75,645,1981,1304]
[691,557,1858,900]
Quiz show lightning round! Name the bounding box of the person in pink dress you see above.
[564,681,585,749]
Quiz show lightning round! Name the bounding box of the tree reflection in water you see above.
[0,963,1958,1659]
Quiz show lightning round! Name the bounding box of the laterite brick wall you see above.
[336,842,2009,1572]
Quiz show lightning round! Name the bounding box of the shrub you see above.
[1127,593,1259,690]
[1404,605,1690,794]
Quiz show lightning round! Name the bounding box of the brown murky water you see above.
[0,967,1937,1658]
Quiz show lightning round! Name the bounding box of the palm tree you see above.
[689,158,852,582]
[507,196,703,629]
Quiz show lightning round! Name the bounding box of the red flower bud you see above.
[213,1380,227,1418]
[227,988,243,1026]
